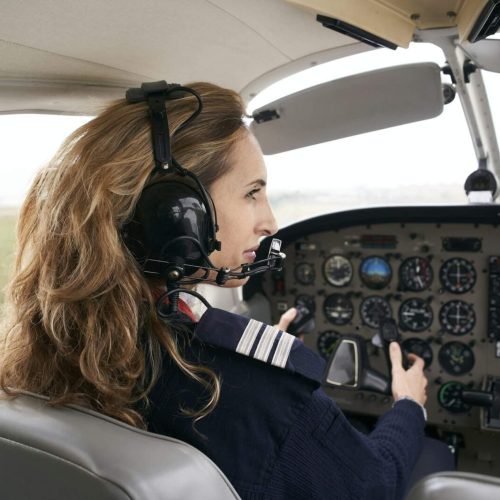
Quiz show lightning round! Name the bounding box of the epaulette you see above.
[194,308,325,385]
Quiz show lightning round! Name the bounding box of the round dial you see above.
[398,298,433,332]
[399,256,433,291]
[438,341,475,375]
[401,338,433,369]
[323,294,354,325]
[323,254,353,287]
[439,258,476,294]
[360,296,392,329]
[294,263,315,285]
[295,294,316,312]
[359,256,392,290]
[438,381,471,413]
[317,330,341,360]
[439,300,475,335]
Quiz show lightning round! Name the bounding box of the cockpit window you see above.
[0,114,91,206]
[483,69,500,148]
[249,44,479,227]
[0,114,91,299]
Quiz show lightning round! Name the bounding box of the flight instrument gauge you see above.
[360,296,392,329]
[439,258,476,294]
[294,262,315,285]
[402,338,433,369]
[439,300,475,335]
[398,298,433,332]
[438,341,475,375]
[317,330,341,360]
[323,254,353,287]
[399,256,433,291]
[323,294,354,325]
[438,381,471,413]
[359,256,392,289]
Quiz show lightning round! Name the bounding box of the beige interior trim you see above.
[286,0,490,47]
[457,0,489,41]
[286,0,417,48]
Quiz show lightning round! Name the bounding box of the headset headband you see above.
[126,81,202,174]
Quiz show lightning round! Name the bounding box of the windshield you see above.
[249,43,482,227]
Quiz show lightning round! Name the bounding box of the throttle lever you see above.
[461,390,494,408]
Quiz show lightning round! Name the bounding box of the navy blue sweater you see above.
[147,308,425,499]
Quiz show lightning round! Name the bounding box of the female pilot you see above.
[0,81,441,499]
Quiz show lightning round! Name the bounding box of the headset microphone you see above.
[214,238,285,285]
[141,237,286,286]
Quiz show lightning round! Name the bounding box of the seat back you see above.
[0,393,240,500]
[406,471,500,500]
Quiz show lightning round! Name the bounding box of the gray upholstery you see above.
[0,393,241,500]
[406,471,500,500]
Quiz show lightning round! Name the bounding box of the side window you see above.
[0,114,91,300]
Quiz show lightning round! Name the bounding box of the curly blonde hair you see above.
[0,82,247,427]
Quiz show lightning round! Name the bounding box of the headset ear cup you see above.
[123,175,215,278]
[122,219,148,265]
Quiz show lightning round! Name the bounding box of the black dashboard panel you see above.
[244,206,500,438]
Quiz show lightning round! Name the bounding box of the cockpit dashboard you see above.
[244,204,500,474]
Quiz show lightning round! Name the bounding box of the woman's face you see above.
[208,133,278,286]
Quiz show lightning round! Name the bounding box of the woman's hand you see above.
[275,307,297,332]
[389,342,428,406]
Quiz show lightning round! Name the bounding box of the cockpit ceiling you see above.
[0,0,360,114]
[0,0,494,115]
[288,0,489,47]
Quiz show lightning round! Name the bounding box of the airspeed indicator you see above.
[323,255,353,287]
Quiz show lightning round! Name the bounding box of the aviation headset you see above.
[122,81,220,287]
[121,81,285,299]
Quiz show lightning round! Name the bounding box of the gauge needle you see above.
[452,264,461,284]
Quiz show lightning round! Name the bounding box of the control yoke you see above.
[324,335,390,394]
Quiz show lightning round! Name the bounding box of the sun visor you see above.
[251,63,444,155]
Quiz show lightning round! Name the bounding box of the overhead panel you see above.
[287,0,416,47]
[287,0,490,46]
[380,0,464,30]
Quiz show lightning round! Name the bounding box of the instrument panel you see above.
[244,206,500,434]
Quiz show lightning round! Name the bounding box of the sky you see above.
[0,42,499,225]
